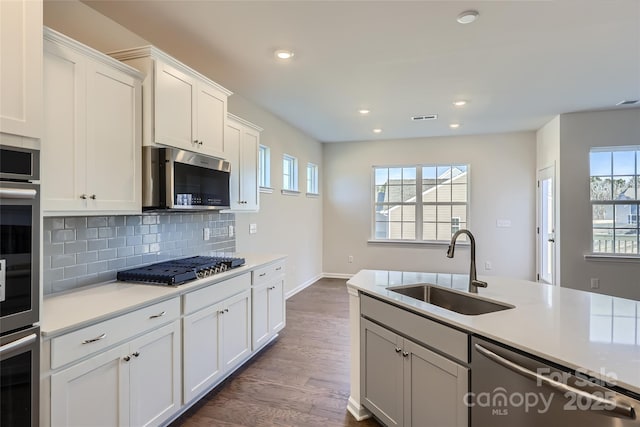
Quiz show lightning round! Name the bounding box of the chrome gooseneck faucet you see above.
[446,229,488,293]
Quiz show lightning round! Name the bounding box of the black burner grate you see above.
[116,256,246,285]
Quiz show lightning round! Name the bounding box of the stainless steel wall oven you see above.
[0,145,40,427]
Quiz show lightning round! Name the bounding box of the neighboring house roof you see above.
[378,168,467,215]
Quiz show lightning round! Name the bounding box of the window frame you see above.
[589,146,640,256]
[370,164,470,244]
[282,153,299,193]
[306,162,319,195]
[258,144,271,190]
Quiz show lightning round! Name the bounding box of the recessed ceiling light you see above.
[274,49,294,60]
[457,10,479,24]
[373,128,382,134]
[449,123,461,129]
[359,109,371,115]
[453,100,468,107]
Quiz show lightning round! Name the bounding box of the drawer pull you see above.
[123,355,131,362]
[133,352,140,358]
[395,347,402,353]
[82,333,106,344]
[149,311,167,319]
[268,286,276,290]
[259,273,266,277]
[275,267,282,271]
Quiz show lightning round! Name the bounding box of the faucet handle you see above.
[471,279,488,289]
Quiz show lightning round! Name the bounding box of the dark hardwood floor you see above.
[171,278,381,427]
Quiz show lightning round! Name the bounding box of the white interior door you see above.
[537,165,556,285]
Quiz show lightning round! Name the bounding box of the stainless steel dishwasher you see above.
[470,336,640,426]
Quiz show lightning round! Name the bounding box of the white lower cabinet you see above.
[183,278,252,403]
[51,320,181,427]
[361,318,468,427]
[251,261,286,350]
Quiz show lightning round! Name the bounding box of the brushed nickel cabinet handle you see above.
[275,267,282,271]
[149,311,166,319]
[123,355,131,362]
[395,347,402,353]
[133,352,140,358]
[80,194,87,200]
[402,351,409,357]
[90,194,96,200]
[82,333,106,344]
[259,273,266,277]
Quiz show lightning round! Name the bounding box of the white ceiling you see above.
[83,0,640,143]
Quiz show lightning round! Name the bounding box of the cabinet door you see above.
[0,0,42,138]
[42,39,87,212]
[51,343,129,427]
[196,82,226,158]
[129,321,181,427]
[268,278,285,335]
[221,289,251,371]
[240,125,260,210]
[225,120,243,210]
[154,60,195,151]
[252,283,270,350]
[85,59,141,214]
[403,339,468,427]
[183,302,223,403]
[361,319,403,427]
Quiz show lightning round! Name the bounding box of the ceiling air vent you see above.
[616,100,639,106]
[411,114,438,121]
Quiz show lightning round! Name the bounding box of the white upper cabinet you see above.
[42,28,142,216]
[0,0,42,139]
[109,46,232,159]
[226,114,262,211]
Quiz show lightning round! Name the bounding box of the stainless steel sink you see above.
[388,284,514,315]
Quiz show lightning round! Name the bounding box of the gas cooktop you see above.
[116,256,246,286]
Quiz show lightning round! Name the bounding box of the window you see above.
[258,145,271,188]
[307,163,319,195]
[373,165,469,242]
[282,154,298,192]
[590,147,640,254]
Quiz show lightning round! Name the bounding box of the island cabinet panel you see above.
[360,295,469,427]
[0,0,42,139]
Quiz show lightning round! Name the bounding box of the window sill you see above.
[281,189,300,196]
[306,192,320,198]
[259,186,273,194]
[584,253,640,263]
[367,239,469,246]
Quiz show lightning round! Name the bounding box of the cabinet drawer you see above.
[252,261,285,286]
[50,298,180,369]
[361,294,469,363]
[183,272,250,315]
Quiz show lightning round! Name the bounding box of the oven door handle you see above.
[0,333,37,355]
[474,343,636,420]
[0,187,37,199]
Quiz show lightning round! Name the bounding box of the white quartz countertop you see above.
[347,270,640,395]
[41,253,286,338]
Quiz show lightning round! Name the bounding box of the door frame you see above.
[536,164,558,286]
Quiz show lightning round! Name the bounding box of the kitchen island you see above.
[347,270,640,426]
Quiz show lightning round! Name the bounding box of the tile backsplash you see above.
[43,212,235,295]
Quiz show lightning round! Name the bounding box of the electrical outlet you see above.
[249,223,257,234]
[348,255,354,263]
[228,225,234,237]
[484,261,492,270]
[590,278,600,289]
[203,228,210,240]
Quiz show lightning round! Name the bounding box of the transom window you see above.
[373,165,469,242]
[590,146,640,254]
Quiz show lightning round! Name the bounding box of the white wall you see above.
[228,95,323,296]
[44,0,324,295]
[536,116,561,285]
[323,132,537,280]
[558,109,640,299]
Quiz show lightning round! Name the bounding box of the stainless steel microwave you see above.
[142,147,231,210]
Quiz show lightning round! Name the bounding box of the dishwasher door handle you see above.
[474,343,636,420]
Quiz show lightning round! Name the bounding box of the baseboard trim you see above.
[322,272,354,279]
[347,397,371,421]
[285,274,322,299]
